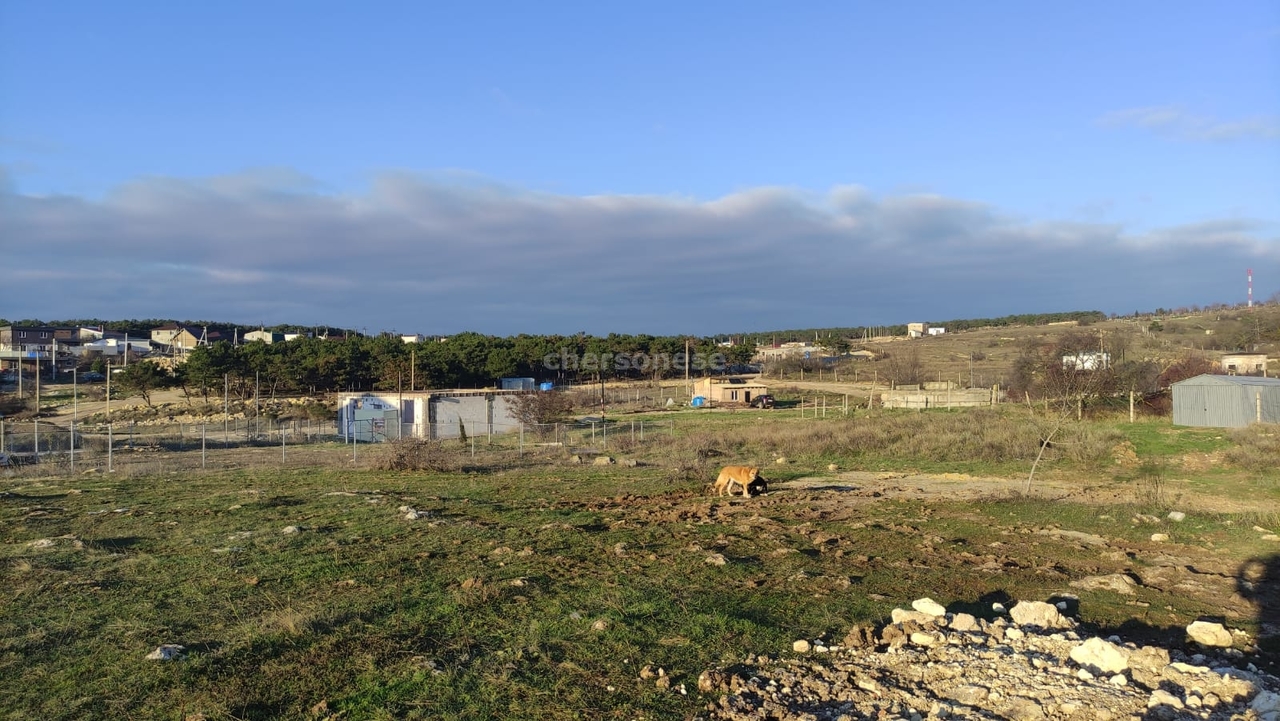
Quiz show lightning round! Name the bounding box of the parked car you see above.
[749,394,775,409]
[79,372,106,382]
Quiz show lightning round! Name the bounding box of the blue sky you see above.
[2,1,1278,334]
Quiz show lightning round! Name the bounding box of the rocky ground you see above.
[699,599,1279,721]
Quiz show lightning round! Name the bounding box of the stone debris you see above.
[145,644,186,661]
[1070,573,1139,595]
[1069,637,1130,674]
[703,598,1276,721]
[1187,620,1235,648]
[1036,528,1108,547]
[1008,600,1073,630]
[1168,511,1187,522]
[910,597,947,617]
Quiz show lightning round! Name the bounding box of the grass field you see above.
[3,408,1279,719]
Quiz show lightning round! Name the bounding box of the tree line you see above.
[112,332,760,403]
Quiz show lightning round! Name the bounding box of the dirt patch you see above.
[776,469,1278,515]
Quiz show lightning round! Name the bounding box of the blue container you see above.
[539,382,554,391]
[691,396,706,407]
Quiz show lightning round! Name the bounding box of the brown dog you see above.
[714,465,761,497]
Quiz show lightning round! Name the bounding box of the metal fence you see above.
[0,416,679,477]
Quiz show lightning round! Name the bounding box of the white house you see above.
[1062,352,1110,371]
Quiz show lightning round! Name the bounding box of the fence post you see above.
[34,418,39,457]
[108,423,113,473]
[282,424,286,463]
[0,420,4,452]
[202,423,207,469]
[519,423,524,458]
[70,420,75,473]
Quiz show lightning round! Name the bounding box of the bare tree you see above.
[1021,333,1115,492]
[509,391,575,437]
[882,346,924,386]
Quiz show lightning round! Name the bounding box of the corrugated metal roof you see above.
[1171,374,1280,388]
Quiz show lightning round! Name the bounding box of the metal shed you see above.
[1171,374,1280,428]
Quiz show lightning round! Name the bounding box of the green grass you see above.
[3,458,1277,720]
[1109,418,1235,456]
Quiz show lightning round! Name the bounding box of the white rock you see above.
[891,608,938,625]
[1076,668,1094,681]
[1150,533,1169,542]
[1148,689,1184,709]
[792,639,811,653]
[146,644,185,661]
[282,525,302,534]
[1005,627,1025,640]
[949,613,980,632]
[1167,511,1186,522]
[991,602,1006,613]
[1186,620,1233,648]
[1251,690,1280,720]
[1069,574,1138,595]
[1168,662,1210,674]
[1009,601,1071,629]
[1109,674,1127,686]
[909,632,936,647]
[1069,637,1130,674]
[704,553,727,566]
[911,597,947,617]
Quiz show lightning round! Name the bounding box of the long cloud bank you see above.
[3,169,1276,335]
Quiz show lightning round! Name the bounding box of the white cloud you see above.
[4,170,1277,334]
[1098,106,1280,141]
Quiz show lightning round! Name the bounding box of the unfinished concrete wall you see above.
[880,388,994,409]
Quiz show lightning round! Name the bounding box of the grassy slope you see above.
[3,425,1277,720]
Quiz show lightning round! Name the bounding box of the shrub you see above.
[377,438,458,472]
[1224,427,1280,473]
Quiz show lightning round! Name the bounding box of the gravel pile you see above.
[700,598,1279,721]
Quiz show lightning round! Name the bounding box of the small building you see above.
[1220,353,1268,376]
[927,327,946,336]
[337,389,525,442]
[1062,352,1111,371]
[75,337,151,357]
[691,377,769,405]
[151,323,208,351]
[1172,374,1280,428]
[754,342,818,362]
[244,330,285,344]
[907,323,928,339]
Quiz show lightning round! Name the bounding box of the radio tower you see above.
[1248,268,1253,308]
